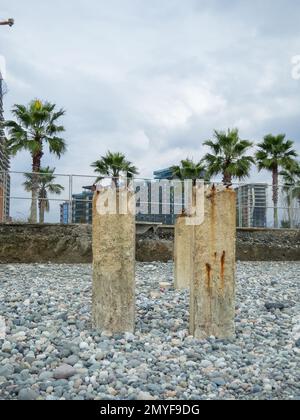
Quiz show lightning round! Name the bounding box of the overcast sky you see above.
[1,0,300,184]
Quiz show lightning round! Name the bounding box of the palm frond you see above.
[203,128,254,183]
[256,134,298,173]
[4,99,67,163]
[91,151,139,181]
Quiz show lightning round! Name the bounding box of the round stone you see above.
[53,364,77,380]
[18,388,39,401]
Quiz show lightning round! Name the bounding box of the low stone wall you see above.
[0,224,92,264]
[236,228,300,261]
[0,223,299,263]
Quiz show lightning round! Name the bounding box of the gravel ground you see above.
[0,262,299,401]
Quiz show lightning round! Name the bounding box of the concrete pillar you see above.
[174,216,194,289]
[190,186,236,339]
[92,188,135,334]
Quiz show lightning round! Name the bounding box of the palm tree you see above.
[280,162,300,228]
[4,99,66,223]
[23,167,64,224]
[91,151,139,187]
[256,134,298,228]
[171,158,208,186]
[203,129,254,185]
[171,158,208,217]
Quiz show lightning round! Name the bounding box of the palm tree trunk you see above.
[272,166,279,228]
[288,205,293,229]
[29,188,38,223]
[112,174,120,190]
[222,171,232,185]
[40,205,45,224]
[29,150,42,224]
[38,199,45,224]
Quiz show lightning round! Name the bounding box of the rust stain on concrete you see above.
[206,263,212,292]
[220,251,226,289]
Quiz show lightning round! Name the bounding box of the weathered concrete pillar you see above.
[174,216,194,289]
[190,186,236,339]
[92,188,135,334]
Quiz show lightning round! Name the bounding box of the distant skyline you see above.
[1,0,299,184]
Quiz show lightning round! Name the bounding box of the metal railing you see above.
[0,170,299,228]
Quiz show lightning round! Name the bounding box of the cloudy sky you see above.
[1,0,300,184]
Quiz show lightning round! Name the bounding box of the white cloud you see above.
[132,78,226,130]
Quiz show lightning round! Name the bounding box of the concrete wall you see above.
[0,224,92,264]
[0,223,299,263]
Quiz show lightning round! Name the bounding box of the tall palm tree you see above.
[4,99,66,223]
[280,162,300,228]
[91,151,139,187]
[171,158,208,186]
[256,134,298,228]
[23,167,64,224]
[171,158,208,217]
[203,129,254,185]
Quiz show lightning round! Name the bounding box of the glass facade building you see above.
[60,188,93,224]
[235,184,268,228]
[0,72,10,222]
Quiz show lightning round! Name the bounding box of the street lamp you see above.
[0,19,14,27]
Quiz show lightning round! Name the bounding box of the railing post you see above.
[3,172,5,222]
[68,175,73,224]
[0,172,3,223]
[238,183,242,228]
[290,187,294,229]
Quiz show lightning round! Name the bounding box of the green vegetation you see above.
[203,129,254,185]
[5,100,66,223]
[23,167,64,224]
[171,158,208,186]
[91,151,139,187]
[256,134,298,228]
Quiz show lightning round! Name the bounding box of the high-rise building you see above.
[62,176,268,228]
[0,71,10,222]
[153,168,174,180]
[136,168,180,225]
[72,189,93,224]
[60,187,93,224]
[235,184,268,228]
[60,202,70,224]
